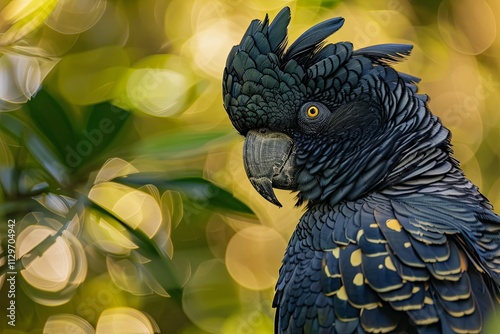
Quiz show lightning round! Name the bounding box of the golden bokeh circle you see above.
[225,225,286,290]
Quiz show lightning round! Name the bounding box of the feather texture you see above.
[285,17,345,64]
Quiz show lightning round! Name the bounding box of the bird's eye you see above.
[307,106,319,118]
[298,102,331,134]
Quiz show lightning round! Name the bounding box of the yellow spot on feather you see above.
[385,256,397,271]
[353,273,364,286]
[414,317,440,326]
[337,286,348,300]
[332,248,340,259]
[350,249,362,267]
[386,219,402,232]
[447,303,476,317]
[324,265,341,278]
[369,223,378,228]
[459,249,468,272]
[404,242,411,248]
[325,290,338,297]
[356,230,364,242]
[424,297,434,305]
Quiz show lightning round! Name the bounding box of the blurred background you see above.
[0,0,499,333]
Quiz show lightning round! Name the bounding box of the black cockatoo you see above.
[222,7,500,333]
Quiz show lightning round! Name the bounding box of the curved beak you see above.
[243,129,297,207]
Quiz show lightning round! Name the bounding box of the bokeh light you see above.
[96,307,160,334]
[438,0,497,55]
[45,0,107,35]
[122,55,196,117]
[226,225,286,290]
[182,259,242,333]
[19,226,74,292]
[44,314,95,334]
[85,210,138,256]
[16,219,87,306]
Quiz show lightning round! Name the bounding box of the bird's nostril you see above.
[259,128,267,134]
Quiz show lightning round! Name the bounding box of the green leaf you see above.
[168,177,254,215]
[25,90,76,159]
[0,113,69,185]
[24,128,70,185]
[0,138,16,197]
[0,112,24,138]
[134,128,233,158]
[84,103,130,151]
[64,103,130,171]
[116,174,254,215]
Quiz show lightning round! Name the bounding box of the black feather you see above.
[268,7,291,56]
[353,43,413,65]
[285,16,344,65]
